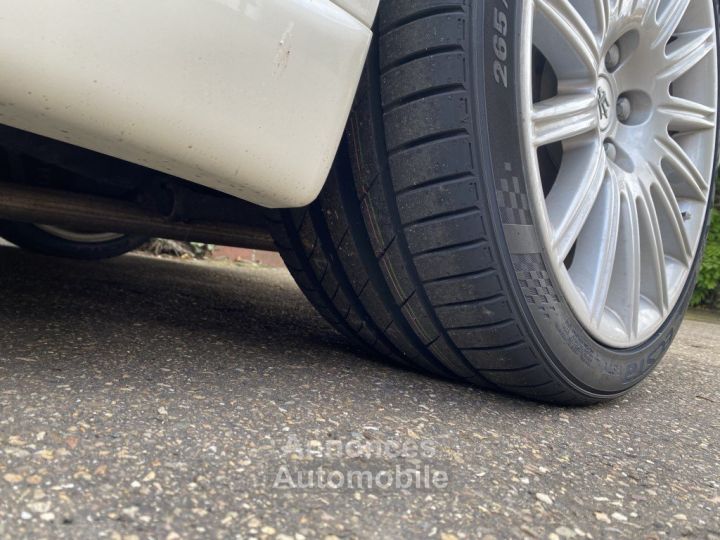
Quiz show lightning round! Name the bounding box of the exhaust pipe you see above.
[0,182,276,251]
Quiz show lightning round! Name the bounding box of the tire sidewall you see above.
[473,0,720,396]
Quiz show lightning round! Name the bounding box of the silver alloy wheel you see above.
[520,0,718,348]
[35,225,125,244]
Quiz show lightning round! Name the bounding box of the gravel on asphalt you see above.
[0,246,719,539]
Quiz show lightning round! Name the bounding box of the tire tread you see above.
[270,0,598,404]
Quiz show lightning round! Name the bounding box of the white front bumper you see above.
[0,0,376,208]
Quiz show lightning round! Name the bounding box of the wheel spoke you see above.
[614,0,638,19]
[535,0,600,73]
[626,195,643,339]
[532,93,599,146]
[648,164,693,263]
[607,191,642,339]
[641,0,663,27]
[655,135,709,199]
[652,0,691,48]
[638,185,669,312]
[658,97,716,132]
[658,28,715,81]
[547,143,607,262]
[588,169,621,324]
[595,0,611,37]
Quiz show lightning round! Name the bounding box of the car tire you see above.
[269,0,719,403]
[0,221,148,260]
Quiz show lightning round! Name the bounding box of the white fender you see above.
[0,0,379,207]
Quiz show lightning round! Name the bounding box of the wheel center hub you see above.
[597,77,614,131]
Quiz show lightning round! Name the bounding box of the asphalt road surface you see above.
[0,246,719,540]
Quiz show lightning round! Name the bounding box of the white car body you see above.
[0,0,380,208]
